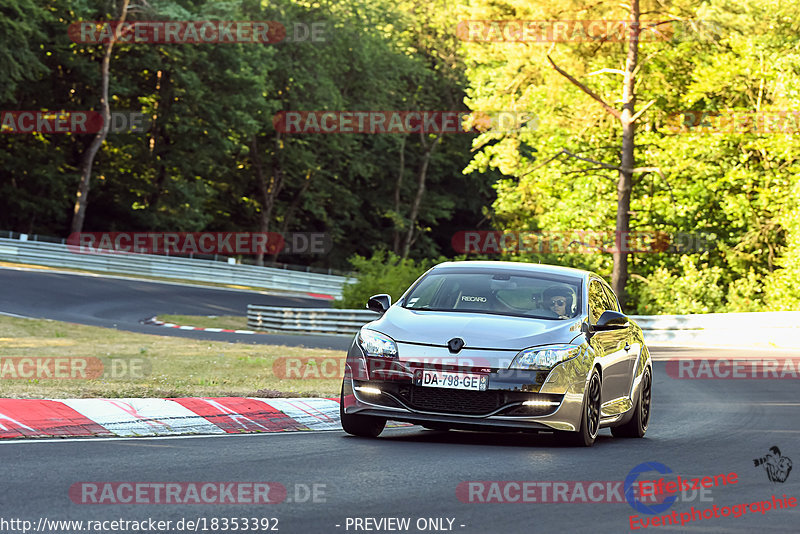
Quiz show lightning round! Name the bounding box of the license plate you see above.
[416,370,488,391]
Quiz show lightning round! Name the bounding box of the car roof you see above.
[430,260,594,281]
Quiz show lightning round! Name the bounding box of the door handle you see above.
[624,342,631,351]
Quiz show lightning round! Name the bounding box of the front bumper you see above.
[342,348,596,432]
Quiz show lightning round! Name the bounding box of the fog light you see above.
[355,386,381,395]
[523,399,559,407]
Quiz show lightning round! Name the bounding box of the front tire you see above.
[340,385,386,438]
[561,368,601,447]
[611,366,651,438]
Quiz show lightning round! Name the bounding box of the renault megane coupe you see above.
[339,261,652,446]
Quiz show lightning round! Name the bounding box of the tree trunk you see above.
[612,0,641,310]
[392,136,406,255]
[70,0,129,234]
[401,133,442,259]
[268,170,313,264]
[146,69,165,208]
[546,0,644,308]
[253,132,283,266]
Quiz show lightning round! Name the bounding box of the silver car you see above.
[339,261,652,446]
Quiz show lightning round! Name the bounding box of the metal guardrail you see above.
[631,311,800,330]
[0,230,350,276]
[0,237,350,298]
[247,305,378,335]
[246,306,800,348]
[630,311,800,349]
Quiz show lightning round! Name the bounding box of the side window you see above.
[588,281,606,324]
[601,284,620,312]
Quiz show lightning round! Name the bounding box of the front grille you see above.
[407,386,501,415]
[358,381,563,417]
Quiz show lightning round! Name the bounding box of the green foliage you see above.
[635,256,726,315]
[725,269,766,312]
[461,0,800,314]
[0,0,50,102]
[763,181,800,310]
[3,0,800,315]
[336,250,445,309]
[0,0,497,271]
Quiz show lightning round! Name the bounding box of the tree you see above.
[543,0,656,307]
[462,0,800,313]
[70,0,130,233]
[0,0,49,102]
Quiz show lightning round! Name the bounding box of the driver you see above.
[543,286,573,319]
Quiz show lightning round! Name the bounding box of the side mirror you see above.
[366,294,391,314]
[581,322,592,336]
[593,310,629,331]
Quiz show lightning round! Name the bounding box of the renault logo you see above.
[447,337,465,354]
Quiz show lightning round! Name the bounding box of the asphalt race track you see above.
[1,266,799,533]
[2,367,798,533]
[0,266,350,349]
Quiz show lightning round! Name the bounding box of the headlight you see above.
[358,328,398,358]
[510,344,581,370]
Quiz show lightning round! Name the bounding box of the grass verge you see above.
[0,316,344,399]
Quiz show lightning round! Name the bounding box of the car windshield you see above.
[402,269,582,319]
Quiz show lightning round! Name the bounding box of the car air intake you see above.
[407,386,501,415]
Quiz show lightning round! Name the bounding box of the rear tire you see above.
[340,385,386,438]
[561,368,601,447]
[611,367,651,438]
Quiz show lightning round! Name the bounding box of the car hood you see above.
[365,306,584,351]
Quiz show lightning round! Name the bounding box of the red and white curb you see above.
[0,397,408,439]
[306,293,336,301]
[143,316,261,335]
